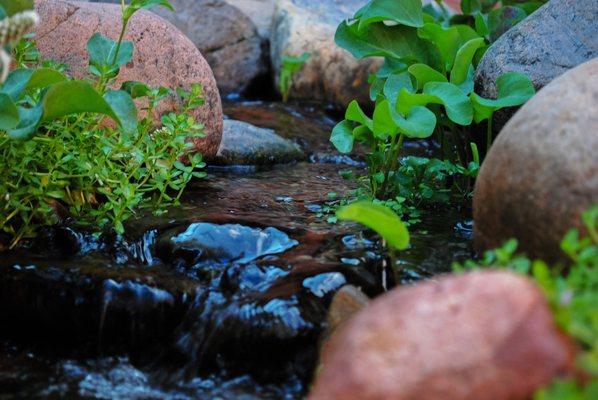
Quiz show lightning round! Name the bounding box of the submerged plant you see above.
[0,0,208,248]
[279,52,310,102]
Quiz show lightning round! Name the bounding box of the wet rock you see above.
[157,222,299,267]
[211,119,305,165]
[270,0,381,106]
[310,271,574,400]
[474,0,598,132]
[34,0,223,157]
[150,0,267,96]
[474,59,598,262]
[324,285,369,335]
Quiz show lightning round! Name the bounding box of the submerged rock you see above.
[157,222,299,266]
[211,119,305,165]
[34,0,223,157]
[270,0,380,106]
[474,0,598,132]
[474,59,598,262]
[310,271,574,400]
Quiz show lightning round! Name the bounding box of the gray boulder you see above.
[474,0,598,132]
[86,0,267,95]
[212,119,305,165]
[474,59,598,262]
[225,0,276,40]
[270,0,380,106]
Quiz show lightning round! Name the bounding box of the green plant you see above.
[330,0,535,206]
[453,205,598,398]
[279,52,310,102]
[336,200,410,282]
[0,0,208,248]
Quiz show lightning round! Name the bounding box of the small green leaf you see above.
[356,0,423,31]
[120,81,151,98]
[336,201,410,251]
[408,63,447,90]
[87,32,133,74]
[0,94,19,130]
[394,106,436,139]
[330,120,355,154]
[470,72,535,123]
[474,12,489,37]
[124,0,174,21]
[461,0,482,14]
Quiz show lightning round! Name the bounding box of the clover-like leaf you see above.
[383,71,415,103]
[123,0,174,21]
[470,72,535,122]
[336,201,410,251]
[355,0,423,31]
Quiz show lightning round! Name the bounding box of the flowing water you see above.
[0,101,473,399]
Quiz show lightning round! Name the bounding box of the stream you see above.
[0,101,473,399]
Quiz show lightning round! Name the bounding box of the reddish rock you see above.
[310,271,574,400]
[34,0,223,157]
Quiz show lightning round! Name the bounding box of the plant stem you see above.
[111,17,129,67]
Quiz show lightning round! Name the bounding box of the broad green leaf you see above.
[397,82,473,126]
[104,90,138,134]
[408,63,447,90]
[336,201,410,251]
[282,52,310,73]
[335,21,439,68]
[356,0,423,31]
[369,76,386,101]
[124,0,174,21]
[87,32,134,73]
[376,57,408,78]
[41,81,121,124]
[345,100,373,130]
[450,37,485,86]
[0,0,33,16]
[0,94,19,130]
[383,71,415,103]
[487,6,526,42]
[470,72,535,122]
[7,103,43,140]
[417,23,461,72]
[1,68,68,101]
[330,120,354,153]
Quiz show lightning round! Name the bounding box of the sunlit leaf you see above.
[470,72,535,122]
[356,0,423,31]
[337,201,410,250]
[330,120,355,154]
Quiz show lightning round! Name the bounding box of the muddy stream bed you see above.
[0,102,473,399]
